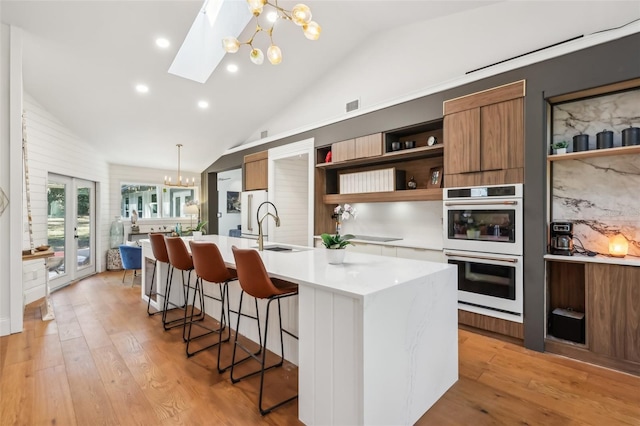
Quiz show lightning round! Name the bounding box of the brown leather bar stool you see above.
[187,241,237,369]
[164,236,200,335]
[229,246,299,416]
[147,233,175,316]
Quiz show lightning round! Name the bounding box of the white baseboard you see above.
[0,317,11,336]
[24,286,46,306]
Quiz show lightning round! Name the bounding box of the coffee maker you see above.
[550,221,574,255]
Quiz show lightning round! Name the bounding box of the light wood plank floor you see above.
[1,271,639,425]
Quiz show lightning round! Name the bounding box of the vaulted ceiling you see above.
[2,1,638,172]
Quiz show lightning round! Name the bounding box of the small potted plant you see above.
[189,221,208,240]
[320,233,355,264]
[552,141,569,155]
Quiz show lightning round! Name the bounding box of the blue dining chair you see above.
[119,244,142,285]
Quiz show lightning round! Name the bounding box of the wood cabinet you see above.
[587,263,640,364]
[545,258,640,375]
[443,80,525,187]
[315,121,444,234]
[244,150,268,191]
[331,133,383,162]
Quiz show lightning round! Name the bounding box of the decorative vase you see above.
[326,249,346,265]
[109,216,124,248]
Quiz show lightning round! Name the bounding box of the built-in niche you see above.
[550,85,640,256]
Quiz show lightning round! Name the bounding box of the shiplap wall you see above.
[22,93,110,303]
[271,155,309,246]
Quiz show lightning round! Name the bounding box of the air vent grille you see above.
[261,130,268,138]
[346,99,359,112]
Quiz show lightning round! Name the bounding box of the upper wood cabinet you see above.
[331,133,382,163]
[244,150,268,191]
[443,80,525,187]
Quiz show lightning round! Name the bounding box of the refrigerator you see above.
[240,190,268,240]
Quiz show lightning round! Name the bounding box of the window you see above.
[120,184,197,219]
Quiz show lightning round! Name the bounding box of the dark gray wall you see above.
[203,33,640,352]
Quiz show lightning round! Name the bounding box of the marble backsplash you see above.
[552,89,640,152]
[552,155,640,256]
[551,87,640,256]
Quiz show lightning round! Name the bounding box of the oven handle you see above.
[444,251,519,263]
[444,200,518,206]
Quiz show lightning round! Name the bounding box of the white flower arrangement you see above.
[334,204,357,221]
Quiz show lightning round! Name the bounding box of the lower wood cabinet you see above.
[586,263,640,364]
[546,259,640,375]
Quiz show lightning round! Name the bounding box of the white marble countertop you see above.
[144,235,452,299]
[544,253,640,267]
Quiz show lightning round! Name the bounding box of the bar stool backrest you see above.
[189,241,235,283]
[231,246,289,299]
[149,233,170,264]
[165,237,194,271]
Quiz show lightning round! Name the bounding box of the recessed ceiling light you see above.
[156,38,170,48]
[227,64,238,73]
[198,100,209,109]
[135,84,149,93]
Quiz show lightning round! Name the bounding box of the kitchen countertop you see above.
[313,234,444,251]
[544,253,640,267]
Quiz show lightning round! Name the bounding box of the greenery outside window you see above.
[120,184,196,219]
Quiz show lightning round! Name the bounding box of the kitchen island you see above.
[140,235,458,425]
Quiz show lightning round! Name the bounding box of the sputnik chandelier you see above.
[222,1,321,65]
[164,144,195,187]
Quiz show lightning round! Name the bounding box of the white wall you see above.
[243,2,640,144]
[21,93,110,303]
[216,168,242,236]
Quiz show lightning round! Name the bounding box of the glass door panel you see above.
[48,174,96,290]
[47,179,67,280]
[75,180,95,276]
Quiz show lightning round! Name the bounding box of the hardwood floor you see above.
[1,271,639,425]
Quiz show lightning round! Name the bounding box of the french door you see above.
[47,174,96,290]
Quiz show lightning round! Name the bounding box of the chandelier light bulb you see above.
[267,45,282,65]
[291,4,312,26]
[247,0,265,16]
[266,11,278,23]
[303,21,321,40]
[222,36,240,53]
[250,48,264,65]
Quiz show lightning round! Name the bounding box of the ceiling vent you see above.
[261,130,268,139]
[346,99,359,113]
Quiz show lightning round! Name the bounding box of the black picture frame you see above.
[226,191,240,213]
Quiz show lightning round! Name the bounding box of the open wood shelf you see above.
[316,145,444,169]
[323,188,443,204]
[548,144,640,161]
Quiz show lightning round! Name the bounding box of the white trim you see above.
[268,138,315,247]
[223,21,640,155]
[9,26,23,334]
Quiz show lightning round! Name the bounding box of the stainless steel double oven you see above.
[443,184,523,322]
